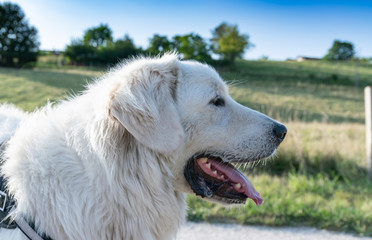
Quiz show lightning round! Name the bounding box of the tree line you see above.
[0,2,370,68]
[64,22,250,66]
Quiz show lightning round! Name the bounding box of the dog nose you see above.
[273,124,287,142]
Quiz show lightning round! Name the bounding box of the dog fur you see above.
[0,54,284,240]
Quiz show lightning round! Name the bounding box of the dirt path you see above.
[176,222,372,240]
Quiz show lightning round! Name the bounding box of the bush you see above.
[65,41,96,65]
[95,35,139,66]
[65,31,141,66]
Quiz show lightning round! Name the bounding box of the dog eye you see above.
[210,97,225,107]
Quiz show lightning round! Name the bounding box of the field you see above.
[1,59,372,235]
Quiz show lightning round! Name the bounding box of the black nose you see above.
[273,124,287,142]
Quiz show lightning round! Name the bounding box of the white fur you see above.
[0,54,282,240]
[0,104,28,143]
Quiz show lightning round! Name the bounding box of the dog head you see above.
[107,53,286,205]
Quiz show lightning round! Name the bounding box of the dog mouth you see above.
[184,155,263,205]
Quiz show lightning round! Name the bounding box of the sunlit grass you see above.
[265,122,366,177]
[222,60,372,123]
[0,67,101,111]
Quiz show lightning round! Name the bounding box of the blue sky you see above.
[3,0,372,60]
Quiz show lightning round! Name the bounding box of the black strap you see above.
[28,220,53,240]
[0,140,17,229]
[16,217,53,240]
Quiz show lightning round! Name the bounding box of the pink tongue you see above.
[200,158,263,206]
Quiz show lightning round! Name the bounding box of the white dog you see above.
[0,54,286,240]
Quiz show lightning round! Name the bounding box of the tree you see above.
[0,2,39,67]
[97,34,138,65]
[323,40,355,61]
[147,34,171,55]
[172,33,212,63]
[211,22,251,64]
[64,39,95,65]
[112,34,138,57]
[83,23,113,48]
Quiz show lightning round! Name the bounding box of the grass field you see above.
[0,67,102,111]
[225,60,371,123]
[1,59,372,235]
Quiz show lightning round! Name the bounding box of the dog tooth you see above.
[206,163,211,169]
[200,158,208,163]
[220,175,225,179]
[235,183,241,189]
[212,170,217,175]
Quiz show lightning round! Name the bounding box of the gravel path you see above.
[176,222,372,240]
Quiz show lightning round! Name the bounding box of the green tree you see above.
[0,2,39,67]
[172,33,212,62]
[113,34,138,56]
[147,34,171,55]
[64,39,95,65]
[211,22,250,64]
[323,40,355,61]
[97,34,138,65]
[83,23,113,48]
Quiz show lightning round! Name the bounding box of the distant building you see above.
[296,56,320,62]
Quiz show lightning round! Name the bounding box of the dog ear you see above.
[108,56,184,154]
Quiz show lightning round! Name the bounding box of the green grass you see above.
[0,67,102,111]
[1,59,372,235]
[187,173,372,235]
